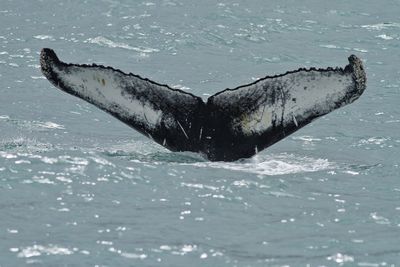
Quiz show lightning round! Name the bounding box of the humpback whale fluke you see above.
[40,48,366,161]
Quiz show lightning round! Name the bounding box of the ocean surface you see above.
[1,0,399,266]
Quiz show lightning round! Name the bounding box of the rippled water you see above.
[1,0,400,266]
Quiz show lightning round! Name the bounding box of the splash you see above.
[101,141,205,163]
[187,153,335,176]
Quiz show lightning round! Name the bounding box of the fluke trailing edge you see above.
[40,48,366,161]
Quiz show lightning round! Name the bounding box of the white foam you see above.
[188,153,335,176]
[370,212,390,225]
[320,44,340,49]
[86,36,159,53]
[121,252,147,259]
[35,121,65,130]
[376,34,394,40]
[361,22,400,31]
[327,253,354,264]
[17,245,73,258]
[33,35,55,41]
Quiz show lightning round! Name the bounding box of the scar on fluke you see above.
[40,48,366,161]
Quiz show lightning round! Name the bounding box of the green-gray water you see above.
[1,0,399,266]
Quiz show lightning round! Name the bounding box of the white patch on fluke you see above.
[230,70,353,136]
[237,105,273,135]
[53,66,162,130]
[285,72,353,122]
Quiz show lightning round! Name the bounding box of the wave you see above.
[86,36,159,53]
[0,137,55,153]
[0,115,65,131]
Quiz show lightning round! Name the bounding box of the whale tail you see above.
[40,48,206,153]
[204,55,366,160]
[40,48,366,161]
